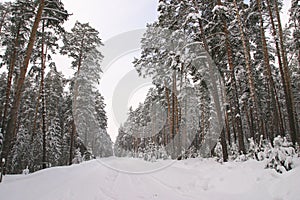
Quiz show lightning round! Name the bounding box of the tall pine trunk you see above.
[266,0,299,143]
[1,0,45,171]
[41,21,47,169]
[233,0,260,142]
[217,0,244,153]
[1,23,21,135]
[256,0,283,139]
[69,120,75,165]
[164,80,172,145]
[273,0,299,144]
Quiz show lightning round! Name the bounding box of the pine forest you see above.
[0,1,299,199]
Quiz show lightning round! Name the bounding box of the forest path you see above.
[1,157,300,200]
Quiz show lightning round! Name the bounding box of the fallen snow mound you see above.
[1,157,300,200]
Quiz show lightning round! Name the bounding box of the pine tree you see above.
[233,0,261,143]
[46,115,62,167]
[265,0,299,144]
[2,0,46,171]
[10,125,31,173]
[34,0,68,169]
[1,0,36,147]
[60,21,103,162]
[94,91,107,130]
[61,91,73,165]
[0,73,7,125]
[0,2,11,37]
[287,0,300,140]
[44,69,65,166]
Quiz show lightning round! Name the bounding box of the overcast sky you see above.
[61,0,159,141]
[61,0,158,40]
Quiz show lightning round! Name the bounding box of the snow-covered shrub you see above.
[22,166,29,175]
[247,136,266,161]
[83,150,93,161]
[179,146,201,159]
[262,141,273,159]
[214,141,223,163]
[138,147,144,158]
[72,148,83,164]
[247,137,258,160]
[228,142,239,161]
[235,153,247,162]
[144,143,157,162]
[158,145,169,160]
[266,136,295,173]
[127,150,133,158]
[256,135,270,161]
[140,143,170,162]
[257,150,265,161]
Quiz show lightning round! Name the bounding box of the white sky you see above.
[61,0,158,41]
[60,0,158,142]
[0,0,291,142]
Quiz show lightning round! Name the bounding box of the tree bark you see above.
[273,0,299,144]
[256,0,283,138]
[41,21,47,169]
[1,23,21,135]
[265,0,299,144]
[217,0,244,153]
[233,0,260,141]
[2,0,45,169]
[164,80,172,145]
[69,120,75,165]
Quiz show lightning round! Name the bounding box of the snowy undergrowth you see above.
[1,157,300,200]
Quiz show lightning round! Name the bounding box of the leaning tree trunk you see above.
[1,0,45,171]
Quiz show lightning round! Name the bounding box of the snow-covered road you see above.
[1,157,300,200]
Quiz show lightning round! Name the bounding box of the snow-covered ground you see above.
[1,157,300,200]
